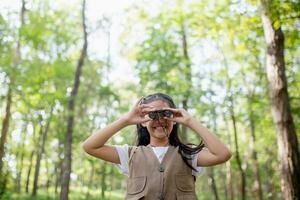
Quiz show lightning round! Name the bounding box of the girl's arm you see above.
[81,97,152,164]
[81,117,129,164]
[187,118,232,166]
[164,108,232,167]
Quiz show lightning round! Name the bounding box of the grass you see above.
[4,189,125,200]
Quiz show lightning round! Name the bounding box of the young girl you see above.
[82,93,231,200]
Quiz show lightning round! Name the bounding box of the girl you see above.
[82,93,231,200]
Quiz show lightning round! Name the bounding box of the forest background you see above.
[0,0,299,200]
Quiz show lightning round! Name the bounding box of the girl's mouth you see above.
[153,125,167,130]
[152,125,169,138]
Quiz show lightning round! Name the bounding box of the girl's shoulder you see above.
[128,145,138,157]
[115,144,140,157]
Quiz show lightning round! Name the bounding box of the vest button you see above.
[158,194,164,200]
[159,166,164,172]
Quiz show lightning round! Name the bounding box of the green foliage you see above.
[0,0,299,199]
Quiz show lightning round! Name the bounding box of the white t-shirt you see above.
[114,144,205,177]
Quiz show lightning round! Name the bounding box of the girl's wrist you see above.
[119,115,131,127]
[186,117,196,128]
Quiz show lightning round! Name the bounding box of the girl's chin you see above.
[153,127,165,131]
[151,128,170,138]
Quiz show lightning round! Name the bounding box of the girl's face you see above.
[142,100,175,139]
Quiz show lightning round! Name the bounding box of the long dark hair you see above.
[136,92,204,171]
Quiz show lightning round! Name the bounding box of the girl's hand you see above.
[122,97,153,125]
[163,108,193,127]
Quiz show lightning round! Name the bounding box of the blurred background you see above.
[0,0,299,199]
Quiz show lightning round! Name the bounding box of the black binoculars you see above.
[148,110,173,120]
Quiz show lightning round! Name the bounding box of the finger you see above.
[141,107,156,113]
[163,107,179,111]
[135,96,144,107]
[162,107,181,114]
[163,117,180,124]
[140,104,155,108]
[163,116,176,121]
[141,116,152,123]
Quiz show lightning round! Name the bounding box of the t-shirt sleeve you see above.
[192,153,205,176]
[114,144,129,176]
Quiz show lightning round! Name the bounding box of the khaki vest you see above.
[126,144,197,200]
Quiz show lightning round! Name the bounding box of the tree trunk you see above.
[85,163,95,200]
[229,95,246,200]
[31,123,43,196]
[247,96,263,200]
[55,158,62,195]
[0,172,9,196]
[60,1,87,199]
[223,112,233,200]
[241,64,264,200]
[225,162,233,200]
[259,1,300,199]
[109,161,115,191]
[101,162,107,199]
[32,108,53,196]
[25,150,35,193]
[45,157,50,193]
[0,85,12,196]
[0,0,26,179]
[0,85,12,179]
[56,135,64,196]
[207,168,219,200]
[15,124,27,193]
[207,94,219,200]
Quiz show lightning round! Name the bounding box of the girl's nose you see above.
[156,116,167,123]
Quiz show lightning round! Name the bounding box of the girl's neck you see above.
[150,138,169,147]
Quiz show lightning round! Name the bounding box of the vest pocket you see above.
[175,174,195,192]
[127,176,147,195]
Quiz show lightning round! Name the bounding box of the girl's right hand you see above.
[122,97,153,126]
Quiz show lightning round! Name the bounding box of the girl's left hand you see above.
[163,108,193,127]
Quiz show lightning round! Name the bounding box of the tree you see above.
[32,106,53,196]
[60,0,88,199]
[259,0,300,199]
[0,0,26,192]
